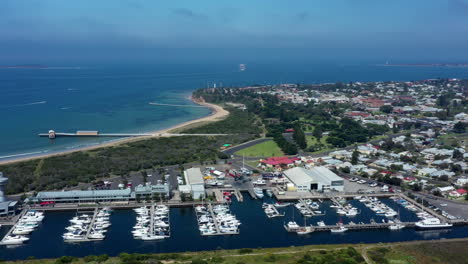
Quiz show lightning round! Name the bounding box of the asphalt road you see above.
[223,138,272,156]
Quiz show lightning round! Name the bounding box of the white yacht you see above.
[297,226,314,235]
[274,202,291,208]
[285,221,299,231]
[388,223,405,230]
[330,225,348,233]
[253,187,264,199]
[141,234,165,240]
[317,221,326,227]
[415,218,453,229]
[2,235,29,245]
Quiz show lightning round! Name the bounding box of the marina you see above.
[195,203,240,236]
[133,205,170,240]
[62,208,112,242]
[0,193,466,260]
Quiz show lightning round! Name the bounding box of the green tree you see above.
[379,105,393,114]
[453,122,466,133]
[292,124,307,149]
[351,150,359,165]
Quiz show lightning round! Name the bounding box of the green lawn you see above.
[235,140,284,157]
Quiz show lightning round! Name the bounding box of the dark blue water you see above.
[1,194,467,260]
[1,63,468,159]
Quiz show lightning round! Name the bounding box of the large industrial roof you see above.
[185,168,204,185]
[36,188,132,199]
[283,167,315,185]
[284,166,342,185]
[308,166,343,182]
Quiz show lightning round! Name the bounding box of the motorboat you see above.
[266,189,273,197]
[253,179,266,186]
[388,223,405,230]
[330,225,348,233]
[2,235,29,245]
[88,232,105,240]
[274,202,291,208]
[415,218,453,229]
[253,187,264,199]
[12,227,34,235]
[297,226,314,235]
[317,221,326,227]
[285,221,299,231]
[141,234,165,240]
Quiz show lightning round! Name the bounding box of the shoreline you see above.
[0,97,229,165]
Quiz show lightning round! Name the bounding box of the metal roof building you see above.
[32,189,133,203]
[185,168,204,185]
[283,167,314,192]
[283,167,344,192]
[181,168,206,200]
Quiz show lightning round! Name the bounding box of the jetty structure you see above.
[40,130,153,139]
[39,130,230,139]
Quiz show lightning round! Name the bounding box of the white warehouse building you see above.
[283,167,344,192]
[179,168,206,200]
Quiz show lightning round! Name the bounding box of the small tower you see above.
[48,130,56,139]
[0,172,8,202]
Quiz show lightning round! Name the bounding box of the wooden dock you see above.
[207,203,221,235]
[285,222,417,233]
[84,208,99,240]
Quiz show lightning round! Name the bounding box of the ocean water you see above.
[0,195,467,260]
[1,63,468,160]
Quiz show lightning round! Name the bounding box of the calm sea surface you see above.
[1,63,468,160]
[0,194,467,260]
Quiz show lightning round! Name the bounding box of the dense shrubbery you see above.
[1,103,263,194]
[1,136,254,194]
[182,108,262,136]
[296,247,365,264]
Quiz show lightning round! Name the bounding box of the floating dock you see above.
[285,222,417,233]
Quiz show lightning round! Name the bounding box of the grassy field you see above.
[367,240,468,264]
[235,140,284,157]
[2,239,468,264]
[436,133,468,147]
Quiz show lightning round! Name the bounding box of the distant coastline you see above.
[0,96,229,165]
[376,63,468,68]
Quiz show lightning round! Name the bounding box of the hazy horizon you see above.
[1,0,468,64]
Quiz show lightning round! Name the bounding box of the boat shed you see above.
[283,167,344,192]
[31,188,133,204]
[134,183,170,199]
[283,167,314,192]
[180,168,206,200]
[307,166,344,192]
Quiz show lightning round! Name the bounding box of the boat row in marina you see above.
[295,199,324,217]
[262,203,284,218]
[196,204,240,235]
[133,205,170,240]
[359,197,397,218]
[63,208,112,242]
[330,198,359,217]
[1,210,45,245]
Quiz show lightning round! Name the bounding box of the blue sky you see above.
[1,0,468,64]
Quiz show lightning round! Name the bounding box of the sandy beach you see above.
[0,98,229,165]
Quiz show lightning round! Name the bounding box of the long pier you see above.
[85,208,99,240]
[207,203,221,235]
[149,102,207,108]
[39,133,152,138]
[286,222,417,233]
[149,205,155,237]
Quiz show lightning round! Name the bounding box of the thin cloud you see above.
[172,8,207,19]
